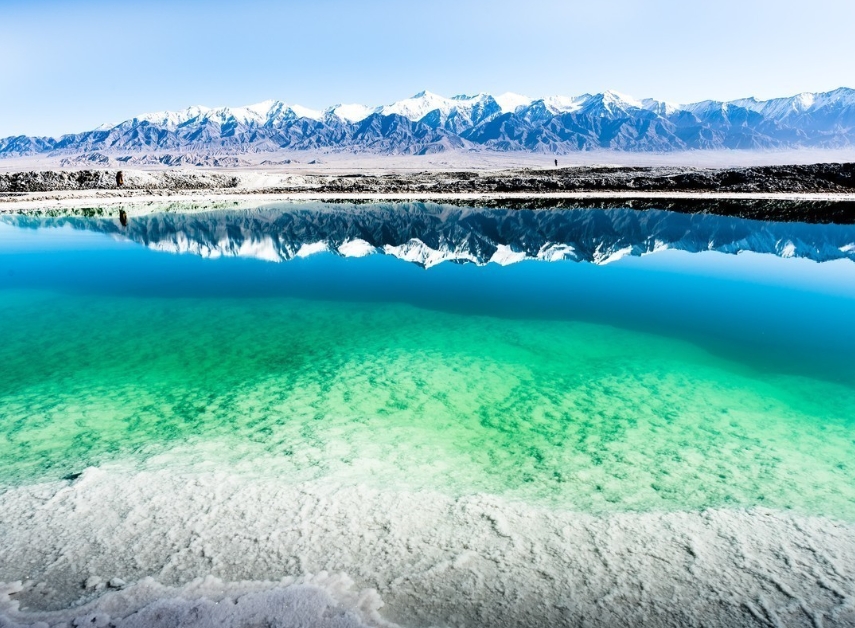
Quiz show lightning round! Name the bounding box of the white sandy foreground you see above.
[1,466,853,628]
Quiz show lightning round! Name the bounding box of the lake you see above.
[1,203,854,627]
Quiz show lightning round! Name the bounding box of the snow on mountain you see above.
[535,91,649,117]
[373,91,505,135]
[641,98,681,116]
[494,92,533,113]
[729,94,815,117]
[134,105,211,127]
[287,104,323,121]
[4,87,855,156]
[327,104,377,123]
[379,91,458,121]
[542,95,590,114]
[687,88,855,119]
[579,91,645,116]
[231,101,323,123]
[131,101,324,128]
[680,99,753,120]
[598,90,644,110]
[378,91,500,122]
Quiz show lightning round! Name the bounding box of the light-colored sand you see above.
[1,465,853,628]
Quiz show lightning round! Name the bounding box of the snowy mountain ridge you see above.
[4,87,855,156]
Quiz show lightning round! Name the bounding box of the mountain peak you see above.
[133,105,210,126]
[541,95,589,114]
[599,90,643,109]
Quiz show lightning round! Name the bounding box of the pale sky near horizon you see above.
[2,0,854,138]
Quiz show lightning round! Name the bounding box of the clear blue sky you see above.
[3,0,855,137]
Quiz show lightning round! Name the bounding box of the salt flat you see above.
[2,467,854,628]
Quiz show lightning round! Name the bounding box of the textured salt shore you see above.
[0,574,391,628]
[1,467,854,628]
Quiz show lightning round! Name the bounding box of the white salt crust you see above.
[1,467,854,627]
[0,574,392,628]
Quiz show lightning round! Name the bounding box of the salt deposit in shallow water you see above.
[1,468,854,627]
[1,290,854,518]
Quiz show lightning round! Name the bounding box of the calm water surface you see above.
[1,204,854,518]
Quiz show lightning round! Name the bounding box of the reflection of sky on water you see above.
[1,211,855,385]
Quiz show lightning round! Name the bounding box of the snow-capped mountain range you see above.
[4,88,855,156]
[6,204,855,267]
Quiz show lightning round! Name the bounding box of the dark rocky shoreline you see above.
[4,163,855,195]
[0,170,240,193]
[305,163,855,195]
[3,163,855,224]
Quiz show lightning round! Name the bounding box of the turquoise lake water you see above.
[1,205,854,518]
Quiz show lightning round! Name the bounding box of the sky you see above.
[2,0,855,138]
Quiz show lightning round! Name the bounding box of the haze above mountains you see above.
[4,88,855,157]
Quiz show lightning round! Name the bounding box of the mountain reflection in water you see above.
[5,202,855,267]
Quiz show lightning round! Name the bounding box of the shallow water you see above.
[1,204,855,519]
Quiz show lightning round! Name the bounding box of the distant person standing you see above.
[554,159,558,167]
[116,170,124,187]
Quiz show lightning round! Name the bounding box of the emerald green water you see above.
[2,215,855,519]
